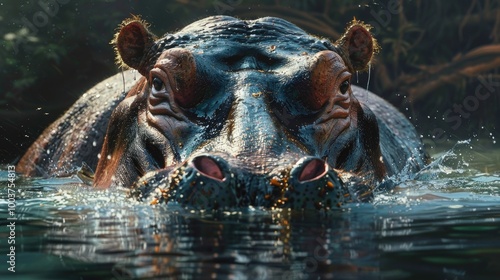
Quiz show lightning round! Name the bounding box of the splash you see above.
[373,139,500,205]
[414,139,474,180]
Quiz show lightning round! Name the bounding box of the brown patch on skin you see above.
[307,51,349,110]
[111,15,157,75]
[16,132,52,176]
[335,19,380,72]
[270,177,282,188]
[149,48,199,108]
[93,78,148,188]
[93,102,131,188]
[307,51,354,153]
[326,181,334,189]
[126,76,149,98]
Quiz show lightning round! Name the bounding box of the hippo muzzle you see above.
[132,154,354,210]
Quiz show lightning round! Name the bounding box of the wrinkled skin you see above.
[18,16,428,210]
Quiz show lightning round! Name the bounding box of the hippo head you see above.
[94,16,384,210]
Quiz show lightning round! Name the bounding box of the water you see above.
[1,142,500,279]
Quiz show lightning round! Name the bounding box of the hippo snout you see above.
[132,154,354,210]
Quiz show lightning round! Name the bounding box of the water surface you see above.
[1,141,500,279]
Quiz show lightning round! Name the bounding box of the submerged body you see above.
[17,16,427,210]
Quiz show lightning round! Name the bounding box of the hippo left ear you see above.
[335,20,379,72]
[111,16,157,75]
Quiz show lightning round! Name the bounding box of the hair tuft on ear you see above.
[110,15,157,74]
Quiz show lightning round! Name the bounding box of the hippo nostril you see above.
[298,158,328,182]
[192,155,225,182]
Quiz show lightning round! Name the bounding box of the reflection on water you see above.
[1,142,500,279]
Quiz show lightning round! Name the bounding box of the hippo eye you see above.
[339,80,350,94]
[151,77,165,92]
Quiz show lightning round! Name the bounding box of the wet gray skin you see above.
[18,16,428,210]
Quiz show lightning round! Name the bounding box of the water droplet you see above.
[366,64,371,90]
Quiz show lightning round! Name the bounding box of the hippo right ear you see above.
[112,16,157,75]
[335,19,379,72]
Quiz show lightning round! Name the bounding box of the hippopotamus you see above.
[17,16,427,210]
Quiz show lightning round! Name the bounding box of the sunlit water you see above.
[1,141,500,279]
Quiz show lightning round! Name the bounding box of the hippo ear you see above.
[335,20,379,72]
[111,16,157,75]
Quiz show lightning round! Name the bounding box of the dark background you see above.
[1,0,499,164]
